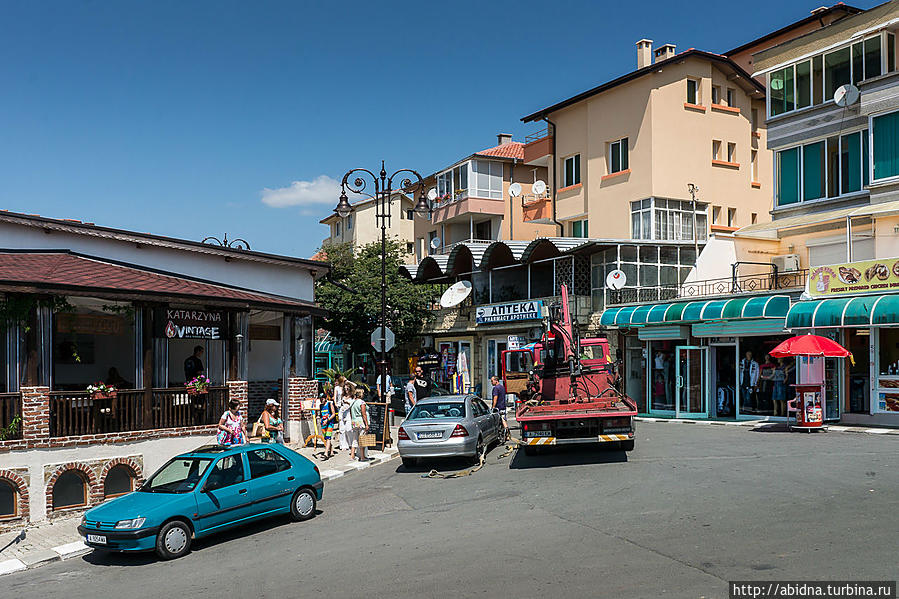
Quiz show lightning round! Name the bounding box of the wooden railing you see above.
[0,392,23,440]
[49,386,229,438]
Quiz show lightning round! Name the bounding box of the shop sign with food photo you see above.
[809,257,899,297]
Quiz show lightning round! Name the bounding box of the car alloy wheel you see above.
[290,488,317,521]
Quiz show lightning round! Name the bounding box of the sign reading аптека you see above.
[476,300,544,324]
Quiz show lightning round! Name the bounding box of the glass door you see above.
[676,346,708,418]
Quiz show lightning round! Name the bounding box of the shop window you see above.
[0,479,17,518]
[53,470,87,510]
[104,465,135,498]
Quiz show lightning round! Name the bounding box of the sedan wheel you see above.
[472,436,485,465]
[290,488,317,521]
[155,520,192,560]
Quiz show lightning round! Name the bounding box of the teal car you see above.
[78,443,323,560]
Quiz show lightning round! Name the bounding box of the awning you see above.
[600,295,791,327]
[734,200,899,238]
[787,294,899,328]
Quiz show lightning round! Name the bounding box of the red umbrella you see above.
[769,334,851,358]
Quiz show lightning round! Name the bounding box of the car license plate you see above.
[87,534,106,544]
[528,430,551,437]
[417,431,442,439]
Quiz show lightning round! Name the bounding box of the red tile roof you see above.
[0,252,319,311]
[475,142,525,161]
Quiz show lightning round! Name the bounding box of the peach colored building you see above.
[320,193,418,264]
[521,44,770,247]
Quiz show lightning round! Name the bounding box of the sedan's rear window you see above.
[408,402,466,419]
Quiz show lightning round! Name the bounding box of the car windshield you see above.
[408,402,466,420]
[141,457,213,493]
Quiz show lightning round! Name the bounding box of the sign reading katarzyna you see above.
[154,308,228,339]
[476,300,544,324]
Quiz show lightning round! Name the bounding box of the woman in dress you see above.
[338,380,355,454]
[771,358,788,417]
[260,399,284,444]
[319,389,337,459]
[217,399,248,446]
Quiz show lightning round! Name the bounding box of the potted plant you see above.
[186,374,211,396]
[87,382,117,400]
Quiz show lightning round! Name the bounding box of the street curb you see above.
[0,448,400,578]
[635,416,899,435]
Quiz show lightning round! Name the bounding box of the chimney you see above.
[497,133,513,146]
[654,43,676,63]
[636,39,653,69]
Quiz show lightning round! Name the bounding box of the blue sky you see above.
[0,1,882,258]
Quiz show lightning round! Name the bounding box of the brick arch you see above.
[46,463,100,514]
[0,469,29,521]
[100,458,144,497]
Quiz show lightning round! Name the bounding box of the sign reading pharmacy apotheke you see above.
[809,256,899,297]
[476,300,544,324]
[154,308,229,340]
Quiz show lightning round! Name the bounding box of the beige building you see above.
[414,134,557,260]
[521,44,771,247]
[319,193,418,263]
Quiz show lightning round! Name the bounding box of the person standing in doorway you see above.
[490,375,508,439]
[739,351,759,413]
[184,345,204,382]
[771,358,788,417]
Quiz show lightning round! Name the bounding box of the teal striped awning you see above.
[600,295,791,327]
[786,294,899,328]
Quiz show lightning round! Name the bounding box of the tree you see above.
[315,239,436,357]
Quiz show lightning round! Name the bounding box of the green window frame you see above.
[777,147,800,206]
[873,110,899,182]
[802,142,825,201]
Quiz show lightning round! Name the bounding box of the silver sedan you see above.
[397,395,503,468]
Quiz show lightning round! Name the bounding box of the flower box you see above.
[90,391,117,400]
[186,387,208,396]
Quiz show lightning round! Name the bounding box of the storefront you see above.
[786,289,899,426]
[602,295,808,421]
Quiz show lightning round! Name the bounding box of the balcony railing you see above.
[49,386,229,437]
[606,269,809,306]
[0,392,22,440]
[525,128,550,143]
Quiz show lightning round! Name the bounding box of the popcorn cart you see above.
[770,334,851,433]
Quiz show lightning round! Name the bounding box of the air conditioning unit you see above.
[772,254,800,273]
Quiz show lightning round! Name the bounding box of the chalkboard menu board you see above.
[366,402,388,449]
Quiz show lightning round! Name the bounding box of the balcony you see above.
[430,194,505,226]
[605,269,809,306]
[522,196,553,223]
[523,129,552,166]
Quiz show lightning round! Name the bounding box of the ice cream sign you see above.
[810,257,899,297]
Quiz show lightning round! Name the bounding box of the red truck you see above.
[502,285,636,455]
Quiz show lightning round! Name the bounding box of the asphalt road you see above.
[6,423,898,599]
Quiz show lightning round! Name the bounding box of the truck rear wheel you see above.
[620,440,635,451]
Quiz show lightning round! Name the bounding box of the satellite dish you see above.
[430,237,442,250]
[509,182,522,197]
[834,84,859,107]
[606,269,627,290]
[427,188,438,201]
[533,180,547,196]
[440,280,473,308]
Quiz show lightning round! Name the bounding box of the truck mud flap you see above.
[523,434,632,445]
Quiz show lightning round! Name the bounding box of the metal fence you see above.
[606,269,809,306]
[49,386,229,437]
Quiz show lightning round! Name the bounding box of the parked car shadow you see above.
[81,511,323,567]
[395,454,487,474]
[508,444,628,469]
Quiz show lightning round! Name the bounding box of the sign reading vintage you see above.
[154,308,229,340]
[476,300,544,324]
[809,257,899,297]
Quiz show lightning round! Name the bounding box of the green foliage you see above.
[0,294,73,332]
[0,415,21,441]
[315,239,436,356]
[318,366,369,393]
